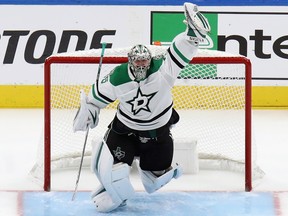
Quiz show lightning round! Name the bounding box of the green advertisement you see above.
[151,12,218,50]
[151,12,218,78]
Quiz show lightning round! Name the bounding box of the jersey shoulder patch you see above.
[147,56,164,77]
[109,63,131,86]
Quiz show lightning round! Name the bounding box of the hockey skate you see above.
[184,2,211,41]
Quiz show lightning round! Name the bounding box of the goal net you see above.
[30,45,264,192]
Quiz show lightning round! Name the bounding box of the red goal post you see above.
[38,46,262,192]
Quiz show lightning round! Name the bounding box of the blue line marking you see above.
[22,191,276,216]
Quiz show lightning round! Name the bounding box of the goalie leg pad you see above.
[91,177,131,212]
[136,160,183,194]
[91,185,117,212]
[91,139,135,212]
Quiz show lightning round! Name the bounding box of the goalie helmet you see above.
[128,45,152,81]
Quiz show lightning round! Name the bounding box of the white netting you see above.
[30,46,264,189]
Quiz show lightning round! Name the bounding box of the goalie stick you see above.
[72,42,107,201]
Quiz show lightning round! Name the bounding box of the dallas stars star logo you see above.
[126,88,157,115]
[113,147,125,160]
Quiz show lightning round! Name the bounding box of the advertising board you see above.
[0,5,287,107]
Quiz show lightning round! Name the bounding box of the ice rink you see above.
[1,108,288,215]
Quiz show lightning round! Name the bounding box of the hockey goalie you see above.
[73,2,210,212]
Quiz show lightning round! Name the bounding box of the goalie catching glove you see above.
[73,89,100,132]
[183,2,210,41]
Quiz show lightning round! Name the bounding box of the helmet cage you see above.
[128,45,152,81]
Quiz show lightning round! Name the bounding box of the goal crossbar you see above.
[43,54,252,192]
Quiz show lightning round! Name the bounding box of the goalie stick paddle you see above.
[72,42,107,201]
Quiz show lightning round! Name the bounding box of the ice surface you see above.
[1,109,288,215]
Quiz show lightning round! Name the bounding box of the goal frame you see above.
[43,55,252,192]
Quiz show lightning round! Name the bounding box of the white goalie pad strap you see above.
[136,160,183,194]
[91,140,135,212]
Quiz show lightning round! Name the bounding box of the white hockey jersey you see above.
[88,32,198,131]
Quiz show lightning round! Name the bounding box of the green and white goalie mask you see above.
[128,45,152,81]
